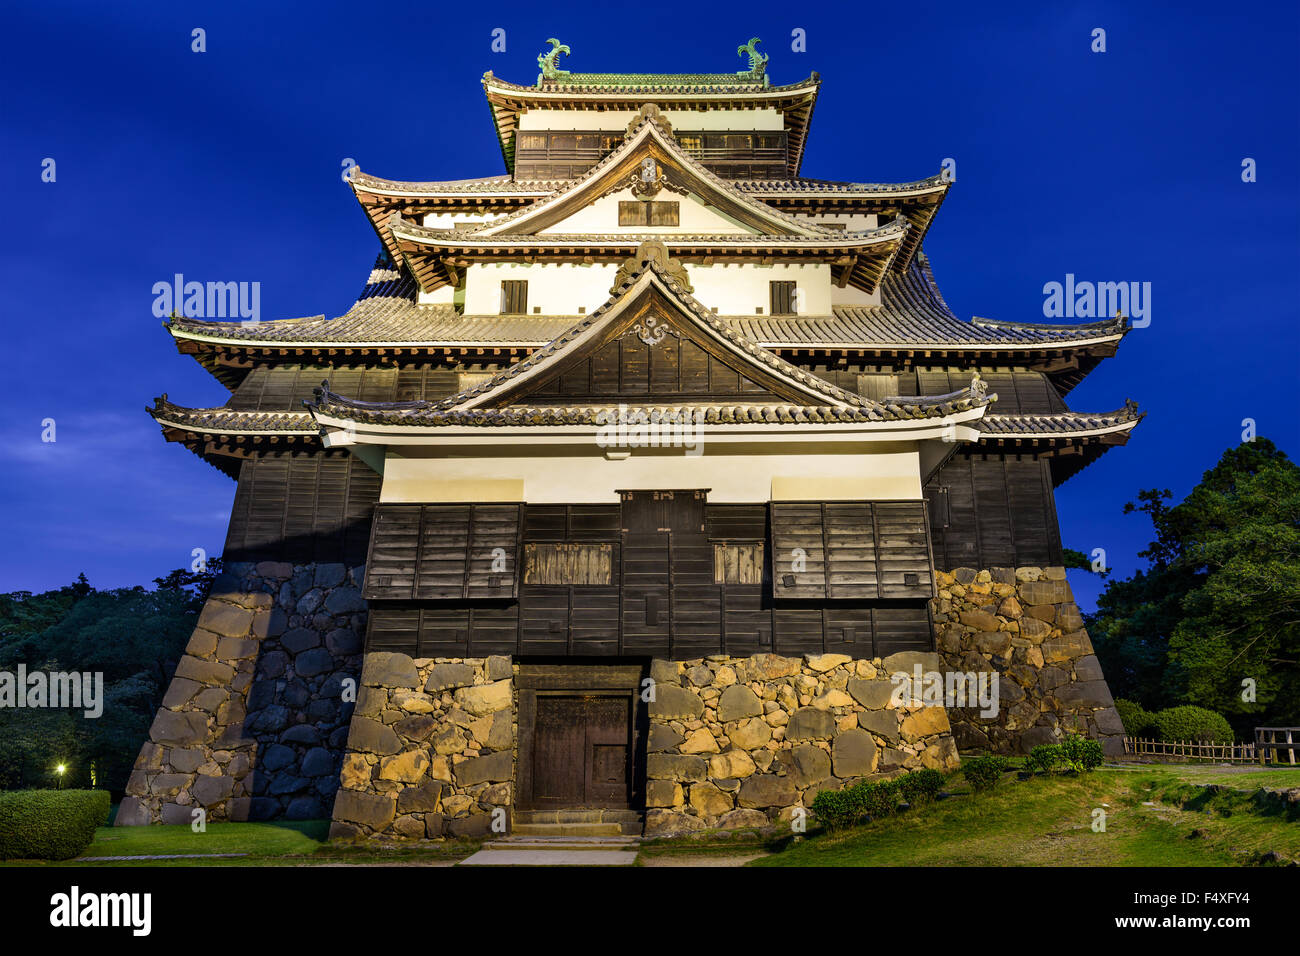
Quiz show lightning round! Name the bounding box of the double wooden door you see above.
[529,693,631,808]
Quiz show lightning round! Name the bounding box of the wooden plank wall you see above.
[924,454,1063,570]
[223,453,379,565]
[363,498,934,661]
[527,336,776,403]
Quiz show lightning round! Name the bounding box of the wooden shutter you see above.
[618,202,649,226]
[712,543,764,584]
[363,505,423,599]
[465,504,523,598]
[873,502,934,599]
[364,503,521,600]
[770,281,797,316]
[501,280,528,314]
[648,201,679,226]
[823,503,878,599]
[770,503,827,598]
[770,501,934,601]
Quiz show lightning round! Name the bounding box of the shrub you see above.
[1152,706,1235,745]
[858,779,900,818]
[810,787,861,832]
[1059,734,1105,771]
[898,769,945,805]
[0,789,111,860]
[1025,744,1064,774]
[1114,698,1156,737]
[962,755,1010,792]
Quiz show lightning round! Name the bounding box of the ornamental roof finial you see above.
[736,38,768,80]
[537,38,571,86]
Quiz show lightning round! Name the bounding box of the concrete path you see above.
[459,835,640,866]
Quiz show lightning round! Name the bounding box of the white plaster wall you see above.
[379,444,923,504]
[518,108,786,132]
[464,261,615,315]
[462,260,832,316]
[538,190,751,236]
[688,262,831,315]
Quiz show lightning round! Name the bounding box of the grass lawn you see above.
[7,820,477,867]
[747,763,1300,867]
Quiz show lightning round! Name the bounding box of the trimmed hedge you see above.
[962,755,1010,792]
[810,770,944,831]
[1152,705,1234,745]
[0,789,111,860]
[1026,735,1105,774]
[898,768,945,806]
[1114,698,1156,737]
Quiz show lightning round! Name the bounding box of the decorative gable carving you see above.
[612,240,693,294]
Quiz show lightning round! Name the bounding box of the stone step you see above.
[485,836,640,852]
[510,822,625,838]
[460,848,639,867]
[512,808,642,825]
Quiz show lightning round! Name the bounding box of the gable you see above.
[523,328,778,403]
[537,188,757,237]
[471,277,835,409]
[480,119,821,239]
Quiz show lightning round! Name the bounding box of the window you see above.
[713,542,764,584]
[770,281,797,316]
[500,280,528,314]
[619,201,680,227]
[523,543,613,585]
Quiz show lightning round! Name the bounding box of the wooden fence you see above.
[1122,738,1258,762]
[1255,727,1299,766]
[1123,728,1300,765]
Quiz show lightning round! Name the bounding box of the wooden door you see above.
[530,694,631,808]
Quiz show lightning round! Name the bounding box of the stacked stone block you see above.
[117,562,365,825]
[931,566,1125,756]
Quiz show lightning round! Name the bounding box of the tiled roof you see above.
[150,397,316,435]
[738,175,948,196]
[484,72,819,97]
[305,250,994,430]
[348,171,946,200]
[150,397,1142,441]
[452,115,851,240]
[165,252,1128,351]
[976,403,1143,437]
[307,397,985,428]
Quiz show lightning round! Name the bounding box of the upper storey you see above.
[485,38,819,180]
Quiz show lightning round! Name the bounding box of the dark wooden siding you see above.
[769,501,933,601]
[363,497,935,660]
[525,336,775,404]
[924,454,1063,570]
[363,503,523,601]
[228,364,495,412]
[224,453,379,564]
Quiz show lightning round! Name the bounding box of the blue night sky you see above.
[3,1,1297,611]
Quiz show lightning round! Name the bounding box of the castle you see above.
[119,39,1137,839]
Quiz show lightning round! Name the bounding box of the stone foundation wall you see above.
[328,654,514,841]
[117,562,366,825]
[931,566,1125,757]
[644,652,961,838]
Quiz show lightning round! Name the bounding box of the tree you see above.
[0,563,220,793]
[1088,439,1300,735]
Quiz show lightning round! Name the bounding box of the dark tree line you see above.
[0,561,221,793]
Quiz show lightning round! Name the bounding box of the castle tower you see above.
[119,39,1138,837]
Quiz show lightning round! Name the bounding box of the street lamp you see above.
[55,764,66,790]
